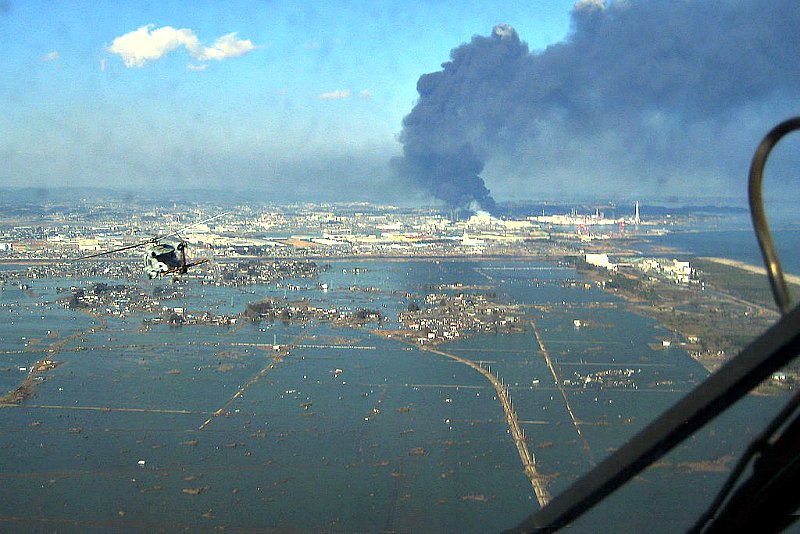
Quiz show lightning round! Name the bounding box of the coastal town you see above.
[0,195,696,263]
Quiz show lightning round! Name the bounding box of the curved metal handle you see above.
[748,117,800,316]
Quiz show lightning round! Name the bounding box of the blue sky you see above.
[2,1,798,205]
[1,1,574,200]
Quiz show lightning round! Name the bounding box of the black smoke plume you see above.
[393,23,527,212]
[392,143,496,213]
[395,1,800,205]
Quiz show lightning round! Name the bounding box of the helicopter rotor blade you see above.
[153,212,230,242]
[74,239,156,260]
[72,211,227,261]
[74,212,228,261]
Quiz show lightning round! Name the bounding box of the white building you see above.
[585,253,616,271]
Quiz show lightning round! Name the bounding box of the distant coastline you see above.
[701,256,800,286]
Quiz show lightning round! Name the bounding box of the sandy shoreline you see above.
[700,256,800,286]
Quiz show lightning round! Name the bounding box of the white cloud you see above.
[108,25,198,67]
[107,24,256,68]
[41,51,60,62]
[318,89,351,100]
[187,63,209,71]
[193,32,255,61]
[358,89,372,99]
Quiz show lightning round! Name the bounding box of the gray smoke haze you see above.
[395,0,800,207]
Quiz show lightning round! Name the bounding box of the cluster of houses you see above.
[398,292,525,344]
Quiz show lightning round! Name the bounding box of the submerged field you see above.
[0,259,787,532]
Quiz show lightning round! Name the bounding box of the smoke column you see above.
[395,0,800,206]
[393,24,527,213]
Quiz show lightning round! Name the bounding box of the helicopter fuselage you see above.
[144,243,186,279]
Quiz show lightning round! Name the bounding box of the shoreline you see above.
[701,256,800,286]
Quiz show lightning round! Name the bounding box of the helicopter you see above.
[76,213,228,279]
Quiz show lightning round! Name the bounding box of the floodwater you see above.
[0,259,786,532]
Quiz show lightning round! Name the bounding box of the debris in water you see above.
[182,486,209,496]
